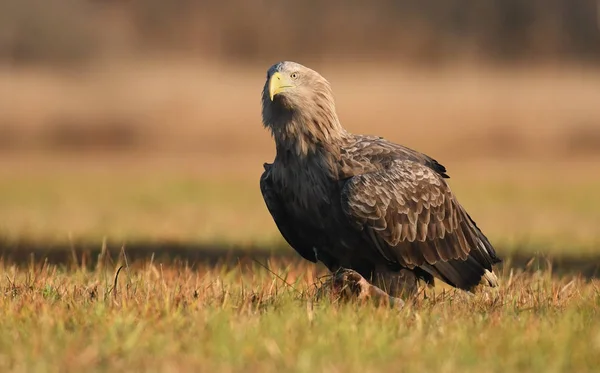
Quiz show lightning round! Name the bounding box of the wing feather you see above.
[260,164,317,263]
[341,159,501,290]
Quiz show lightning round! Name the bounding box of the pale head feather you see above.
[261,61,347,158]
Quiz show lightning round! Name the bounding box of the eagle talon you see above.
[323,268,405,308]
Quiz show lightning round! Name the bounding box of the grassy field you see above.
[1,62,600,372]
[0,155,598,256]
[2,61,600,253]
[1,258,599,372]
[0,154,598,372]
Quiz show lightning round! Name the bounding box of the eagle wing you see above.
[260,163,317,263]
[341,159,500,290]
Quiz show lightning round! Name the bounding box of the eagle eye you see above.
[290,72,299,79]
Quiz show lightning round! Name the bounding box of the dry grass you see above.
[0,155,598,255]
[0,257,599,373]
[3,61,600,159]
[1,61,600,372]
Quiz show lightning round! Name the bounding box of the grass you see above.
[1,257,599,373]
[4,62,600,159]
[2,62,600,252]
[1,62,600,372]
[0,156,595,372]
[0,156,598,256]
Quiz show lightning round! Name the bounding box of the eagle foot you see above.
[319,268,405,308]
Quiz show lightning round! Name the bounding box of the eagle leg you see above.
[370,267,422,299]
[328,268,405,308]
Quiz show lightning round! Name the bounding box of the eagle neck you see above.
[272,112,347,178]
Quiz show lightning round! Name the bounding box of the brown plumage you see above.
[260,61,501,296]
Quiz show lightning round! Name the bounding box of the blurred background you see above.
[1,0,599,270]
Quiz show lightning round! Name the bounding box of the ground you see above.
[0,157,598,373]
[1,258,599,372]
[0,63,599,372]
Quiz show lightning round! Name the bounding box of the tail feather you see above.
[482,269,499,287]
[421,255,499,291]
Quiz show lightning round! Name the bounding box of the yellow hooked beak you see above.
[269,72,295,101]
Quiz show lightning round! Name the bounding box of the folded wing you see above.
[260,164,318,263]
[341,160,500,290]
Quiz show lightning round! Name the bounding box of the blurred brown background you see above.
[0,0,599,262]
[2,0,600,158]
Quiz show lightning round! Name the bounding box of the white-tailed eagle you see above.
[260,61,501,298]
